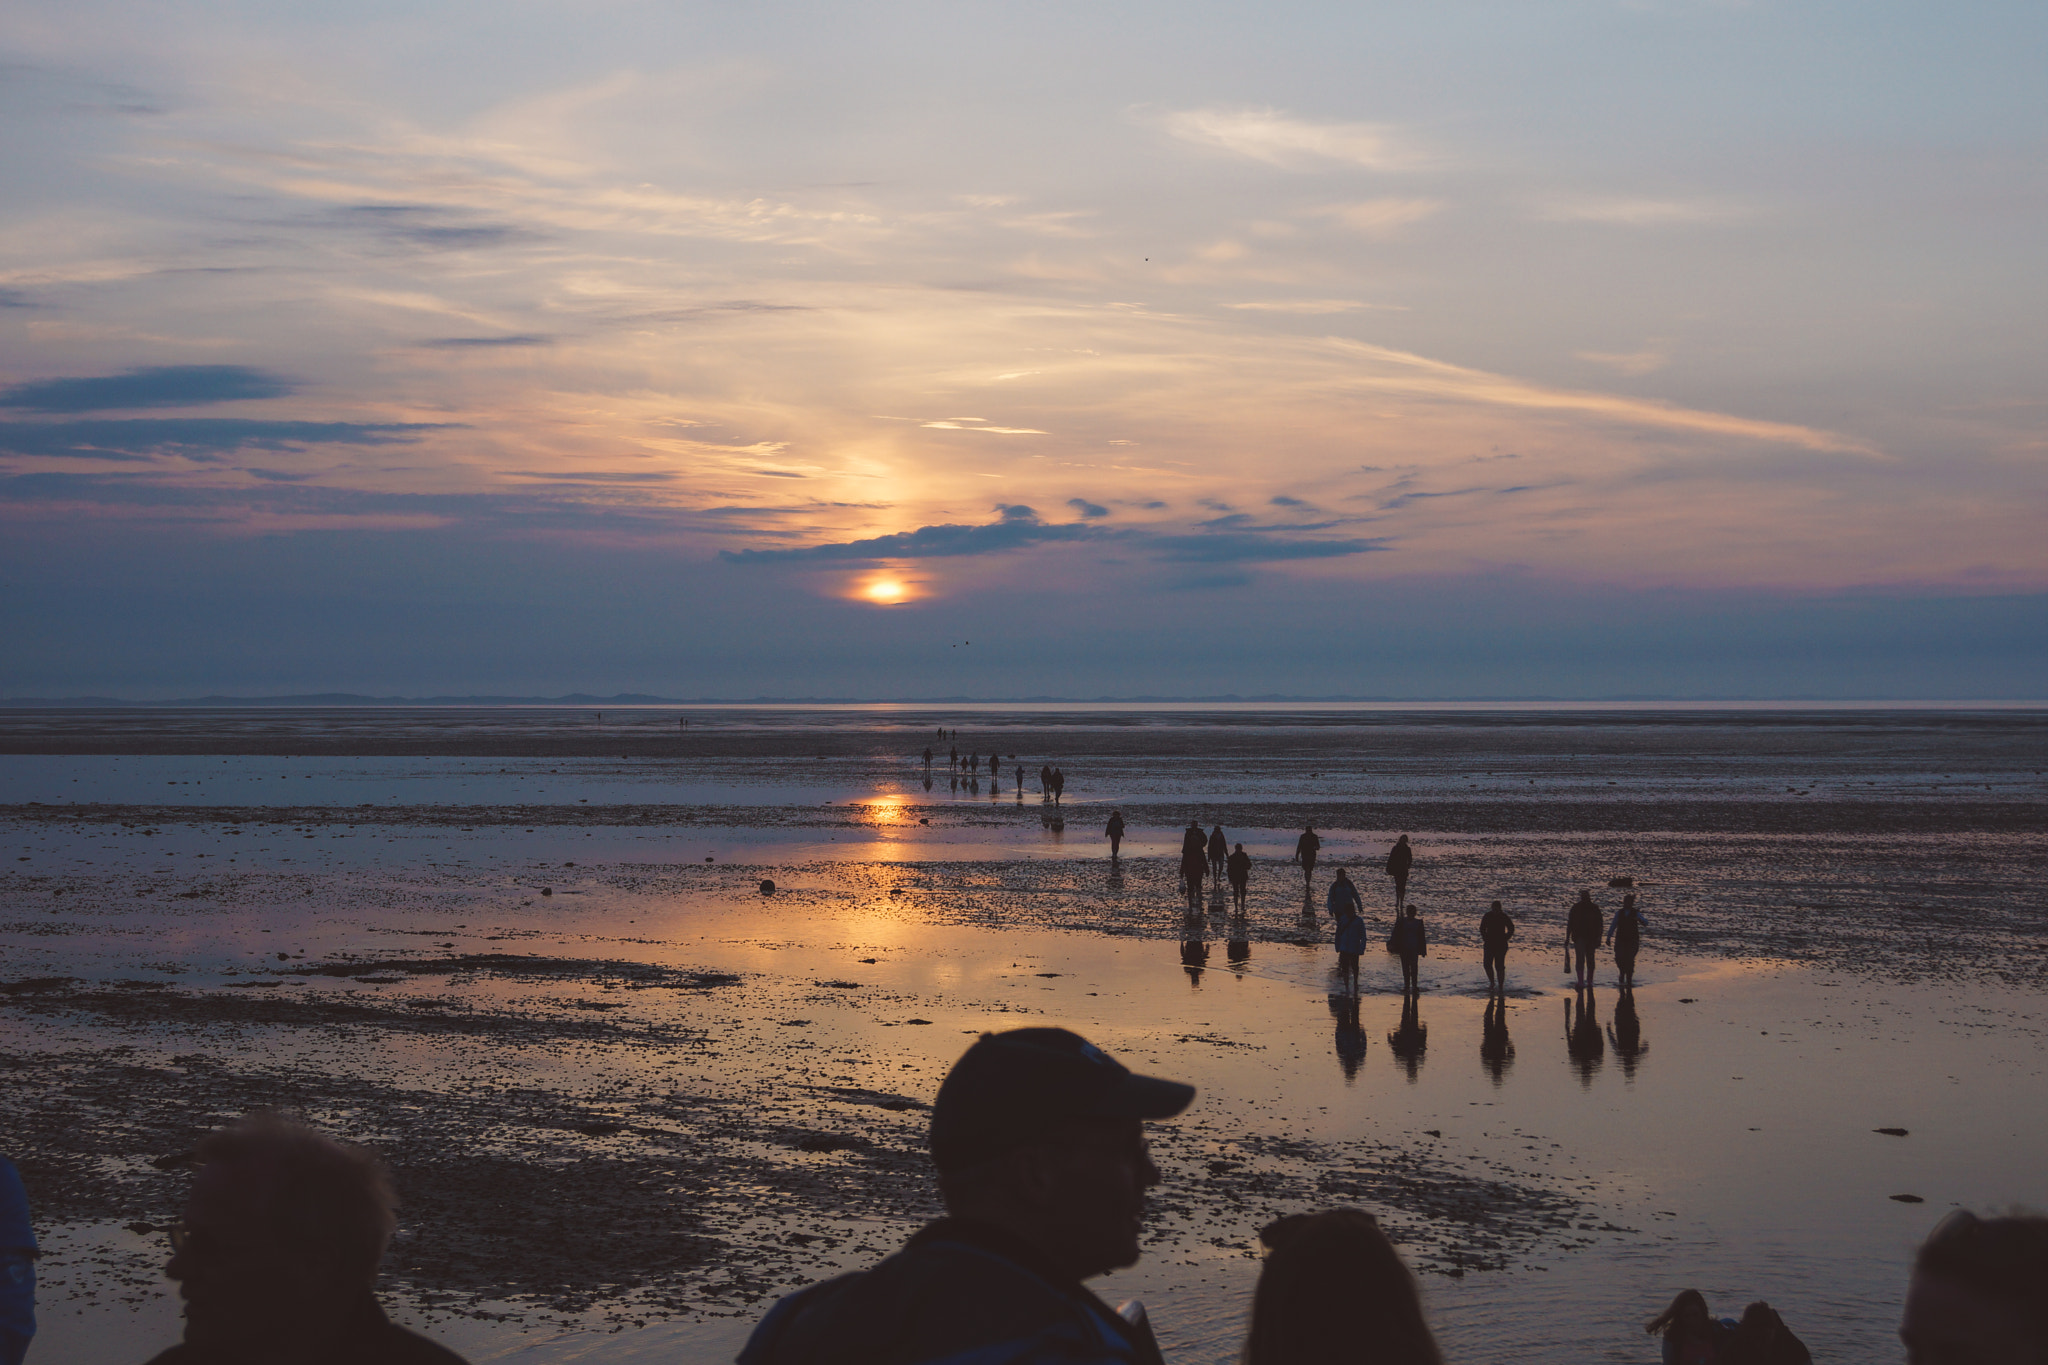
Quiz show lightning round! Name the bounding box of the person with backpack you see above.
[1387,904,1426,994]
[1479,900,1517,993]
[1384,835,1413,910]
[1226,843,1252,914]
[1333,906,1367,992]
[1607,893,1648,987]
[1326,868,1362,923]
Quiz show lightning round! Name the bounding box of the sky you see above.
[3,0,2045,699]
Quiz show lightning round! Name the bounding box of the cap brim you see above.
[1085,1072,1195,1121]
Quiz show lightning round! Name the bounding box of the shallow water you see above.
[3,706,2045,1365]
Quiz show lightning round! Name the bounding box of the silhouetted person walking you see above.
[1207,826,1227,881]
[1104,810,1125,858]
[1389,903,1426,994]
[1226,843,1251,913]
[739,1029,1193,1365]
[1334,905,1367,992]
[1607,893,1648,988]
[922,747,933,770]
[142,1113,468,1364]
[1039,765,1052,799]
[1050,768,1065,804]
[1480,900,1517,993]
[1294,825,1320,890]
[1385,834,1413,910]
[1180,821,1208,910]
[1326,868,1362,923]
[1566,890,1604,988]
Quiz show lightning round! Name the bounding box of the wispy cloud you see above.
[1533,196,1749,226]
[1,365,294,413]
[1224,299,1399,314]
[1161,107,1420,171]
[720,505,1112,563]
[1151,531,1387,563]
[1067,498,1109,518]
[0,419,450,461]
[1328,341,1878,455]
[1313,198,1445,235]
[422,335,555,349]
[1576,345,1671,376]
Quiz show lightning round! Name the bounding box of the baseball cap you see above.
[929,1027,1195,1172]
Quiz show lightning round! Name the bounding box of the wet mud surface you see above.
[4,707,2045,1362]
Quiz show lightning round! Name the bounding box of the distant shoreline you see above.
[5,695,2045,709]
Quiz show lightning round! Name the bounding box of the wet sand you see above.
[4,707,2045,1364]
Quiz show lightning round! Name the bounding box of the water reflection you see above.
[1226,919,1249,965]
[1565,988,1604,1086]
[1481,995,1514,1085]
[1180,938,1209,986]
[1387,993,1427,1082]
[1607,987,1648,1079]
[1328,993,1367,1081]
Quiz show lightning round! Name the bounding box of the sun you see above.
[863,578,908,604]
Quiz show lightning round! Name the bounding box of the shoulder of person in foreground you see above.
[140,1317,466,1365]
[740,1224,1147,1365]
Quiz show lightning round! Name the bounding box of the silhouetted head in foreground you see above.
[929,1028,1194,1282]
[158,1110,466,1363]
[1246,1209,1443,1365]
[1648,1290,1723,1364]
[1903,1210,2048,1365]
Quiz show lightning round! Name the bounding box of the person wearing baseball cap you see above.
[738,1027,1194,1365]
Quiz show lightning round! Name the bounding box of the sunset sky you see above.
[3,1,2044,698]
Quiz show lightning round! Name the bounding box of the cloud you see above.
[1327,341,1879,455]
[336,205,540,251]
[1314,199,1445,235]
[720,507,1112,563]
[1067,498,1109,519]
[1533,197,1747,226]
[0,365,294,413]
[0,419,452,461]
[1576,346,1670,376]
[422,335,555,348]
[1224,299,1397,314]
[1270,495,1306,507]
[1151,532,1388,563]
[921,419,1049,434]
[1162,107,1418,171]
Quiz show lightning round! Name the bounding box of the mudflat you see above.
[3,706,2045,1364]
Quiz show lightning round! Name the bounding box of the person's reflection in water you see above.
[1226,927,1249,965]
[1328,994,1367,1082]
[1607,987,1648,1079]
[1480,995,1514,1086]
[1565,989,1604,1087]
[1105,860,1125,894]
[1387,994,1427,1082]
[1180,938,1209,987]
[923,775,933,792]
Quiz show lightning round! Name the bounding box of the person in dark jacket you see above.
[1226,844,1252,914]
[1206,827,1227,881]
[1293,826,1320,891]
[1479,901,1517,993]
[141,1113,466,1365]
[1384,835,1413,910]
[1390,904,1426,995]
[739,1028,1194,1365]
[1104,811,1126,859]
[1607,894,1648,987]
[1566,890,1604,988]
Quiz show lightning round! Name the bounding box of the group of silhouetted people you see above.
[918,746,1063,802]
[8,1026,2041,1365]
